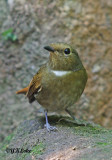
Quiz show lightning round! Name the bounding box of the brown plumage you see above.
[16,43,87,131]
[16,66,43,103]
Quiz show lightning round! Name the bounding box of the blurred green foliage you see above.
[2,28,17,41]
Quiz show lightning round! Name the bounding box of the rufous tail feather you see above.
[16,87,29,94]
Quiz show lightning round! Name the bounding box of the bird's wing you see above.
[26,66,44,103]
[16,65,45,103]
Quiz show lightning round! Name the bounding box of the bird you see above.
[16,42,88,131]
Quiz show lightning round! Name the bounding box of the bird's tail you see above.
[16,87,29,95]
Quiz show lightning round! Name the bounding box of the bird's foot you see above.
[69,118,95,127]
[73,118,87,126]
[44,123,58,132]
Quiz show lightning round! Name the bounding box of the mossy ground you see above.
[1,117,112,160]
[31,142,45,156]
[0,133,14,160]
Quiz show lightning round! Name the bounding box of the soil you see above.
[0,0,112,159]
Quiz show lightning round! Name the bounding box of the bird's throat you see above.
[51,67,83,77]
[51,70,70,76]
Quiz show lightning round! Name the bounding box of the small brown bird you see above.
[16,43,87,131]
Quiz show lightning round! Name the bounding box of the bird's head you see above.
[44,42,84,71]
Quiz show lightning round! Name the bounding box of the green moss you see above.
[0,133,14,159]
[0,135,45,160]
[30,142,45,156]
[16,153,29,160]
[0,133,14,150]
[71,125,112,151]
[73,125,110,137]
[95,141,112,147]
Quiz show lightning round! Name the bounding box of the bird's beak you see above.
[44,46,55,52]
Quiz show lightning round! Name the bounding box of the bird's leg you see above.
[65,108,76,120]
[65,108,87,126]
[44,110,58,132]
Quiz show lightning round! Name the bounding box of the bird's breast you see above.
[35,68,87,112]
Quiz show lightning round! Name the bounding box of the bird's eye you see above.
[64,48,70,55]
